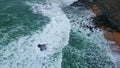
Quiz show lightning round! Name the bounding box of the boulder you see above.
[38,44,47,51]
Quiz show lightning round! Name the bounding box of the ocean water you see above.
[62,6,116,68]
[0,0,116,68]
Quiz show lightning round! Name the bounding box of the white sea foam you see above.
[62,6,117,67]
[0,0,77,68]
[46,0,77,7]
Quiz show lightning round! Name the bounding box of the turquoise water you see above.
[62,32,115,68]
[0,0,49,48]
[0,0,116,68]
[61,6,115,68]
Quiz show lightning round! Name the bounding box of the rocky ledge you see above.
[91,0,120,32]
[90,0,120,46]
[73,0,120,32]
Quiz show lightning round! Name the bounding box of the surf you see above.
[0,0,77,68]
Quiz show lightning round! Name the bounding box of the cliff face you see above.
[91,0,120,32]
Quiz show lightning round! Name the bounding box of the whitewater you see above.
[0,0,117,68]
[0,0,78,68]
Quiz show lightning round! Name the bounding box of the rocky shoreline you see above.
[102,28,120,68]
[90,1,120,46]
[71,1,120,67]
[91,1,120,68]
[72,0,120,46]
[71,0,120,46]
[73,0,120,32]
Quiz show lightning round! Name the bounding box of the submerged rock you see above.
[38,44,47,51]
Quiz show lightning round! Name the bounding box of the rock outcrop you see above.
[72,0,120,31]
[38,44,47,51]
[91,0,120,32]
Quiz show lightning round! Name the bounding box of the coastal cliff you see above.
[91,0,120,32]
[73,0,120,32]
[91,0,120,46]
[71,0,120,46]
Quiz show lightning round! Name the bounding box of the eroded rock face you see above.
[74,0,120,32]
[91,0,120,32]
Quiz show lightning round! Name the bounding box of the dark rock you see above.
[92,0,120,32]
[71,0,94,7]
[38,44,47,51]
[89,26,93,31]
[87,33,91,36]
[72,0,120,32]
[71,0,120,32]
[93,14,120,32]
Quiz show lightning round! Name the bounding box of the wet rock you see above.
[37,44,47,51]
[89,27,93,32]
[87,33,91,36]
[71,0,94,7]
[93,14,120,32]
[91,0,120,32]
[72,0,120,32]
